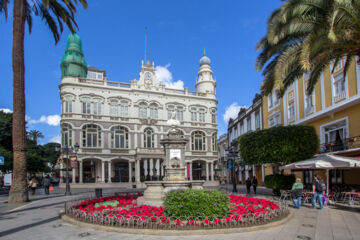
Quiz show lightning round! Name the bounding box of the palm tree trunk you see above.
[8,0,28,204]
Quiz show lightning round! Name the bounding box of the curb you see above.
[61,209,294,236]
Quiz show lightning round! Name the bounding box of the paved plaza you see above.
[0,186,360,240]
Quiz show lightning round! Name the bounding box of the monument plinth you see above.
[137,114,204,207]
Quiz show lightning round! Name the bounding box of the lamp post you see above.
[226,147,239,193]
[56,143,79,196]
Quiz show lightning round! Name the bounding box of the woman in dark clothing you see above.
[246,177,251,194]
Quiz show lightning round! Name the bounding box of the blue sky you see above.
[0,0,282,144]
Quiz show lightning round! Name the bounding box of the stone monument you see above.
[136,113,204,207]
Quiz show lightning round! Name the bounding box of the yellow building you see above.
[262,58,360,189]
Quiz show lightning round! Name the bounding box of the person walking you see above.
[246,177,251,194]
[28,177,38,195]
[252,176,258,194]
[312,174,324,209]
[42,175,51,195]
[291,178,304,208]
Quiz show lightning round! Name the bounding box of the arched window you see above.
[139,102,147,118]
[93,98,102,115]
[212,133,217,152]
[81,97,91,114]
[192,131,206,151]
[61,123,73,147]
[176,106,184,121]
[149,103,158,119]
[82,124,101,147]
[144,128,154,148]
[120,100,129,117]
[109,99,119,116]
[110,126,129,149]
[63,95,73,113]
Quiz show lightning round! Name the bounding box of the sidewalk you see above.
[0,187,359,239]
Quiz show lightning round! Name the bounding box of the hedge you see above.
[163,189,230,220]
[264,174,296,195]
[238,125,319,165]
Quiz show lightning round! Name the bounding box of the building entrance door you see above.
[114,162,129,182]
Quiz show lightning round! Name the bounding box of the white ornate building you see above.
[59,34,218,187]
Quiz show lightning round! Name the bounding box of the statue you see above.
[166,112,180,127]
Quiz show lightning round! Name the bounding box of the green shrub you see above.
[163,189,230,220]
[238,125,319,165]
[94,200,119,208]
[264,174,296,195]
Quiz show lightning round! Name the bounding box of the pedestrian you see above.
[42,175,51,195]
[246,177,251,194]
[291,178,303,208]
[252,176,258,194]
[312,174,324,209]
[28,177,38,195]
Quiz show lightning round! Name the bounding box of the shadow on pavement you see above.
[0,216,59,237]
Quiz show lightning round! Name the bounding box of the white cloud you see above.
[0,108,12,113]
[49,135,61,143]
[155,64,184,90]
[223,102,246,125]
[28,114,61,126]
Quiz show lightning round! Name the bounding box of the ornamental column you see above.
[135,159,140,183]
[144,159,148,178]
[206,162,209,181]
[185,163,188,179]
[149,159,154,178]
[128,162,132,183]
[211,162,214,181]
[156,159,160,179]
[101,161,105,182]
[108,161,112,183]
[79,160,83,183]
[72,168,76,183]
[261,165,265,185]
[189,162,193,180]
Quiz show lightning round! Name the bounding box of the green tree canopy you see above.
[256,0,360,96]
[238,125,319,165]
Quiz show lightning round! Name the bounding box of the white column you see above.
[245,165,249,179]
[185,163,188,179]
[108,161,112,182]
[156,159,160,176]
[150,159,154,177]
[206,162,209,181]
[211,162,214,181]
[79,161,83,183]
[190,162,193,180]
[101,161,105,182]
[261,165,265,185]
[128,162,132,183]
[72,168,76,183]
[135,159,140,183]
[253,165,256,178]
[144,159,148,177]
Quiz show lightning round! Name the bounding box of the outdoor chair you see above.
[279,190,292,203]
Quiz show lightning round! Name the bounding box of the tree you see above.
[256,0,360,96]
[28,130,44,145]
[0,0,87,203]
[238,125,319,165]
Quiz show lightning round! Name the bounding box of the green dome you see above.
[60,33,88,78]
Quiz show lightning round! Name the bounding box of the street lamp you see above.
[56,143,79,196]
[226,147,239,193]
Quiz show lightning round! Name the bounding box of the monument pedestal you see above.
[136,127,204,207]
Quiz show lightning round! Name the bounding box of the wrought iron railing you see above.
[319,135,360,153]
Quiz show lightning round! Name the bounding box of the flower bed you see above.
[65,194,288,230]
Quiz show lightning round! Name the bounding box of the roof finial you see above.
[203,48,206,56]
[144,26,148,62]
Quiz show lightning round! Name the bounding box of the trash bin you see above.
[95,188,102,198]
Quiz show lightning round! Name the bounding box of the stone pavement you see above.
[0,187,360,240]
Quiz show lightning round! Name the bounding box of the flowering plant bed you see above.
[65,194,288,230]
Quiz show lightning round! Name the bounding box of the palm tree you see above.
[28,130,44,145]
[1,0,87,203]
[256,0,360,96]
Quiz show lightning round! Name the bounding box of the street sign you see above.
[0,156,4,165]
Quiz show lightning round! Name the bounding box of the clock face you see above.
[145,72,152,79]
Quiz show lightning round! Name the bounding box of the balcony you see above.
[333,91,346,103]
[319,135,360,154]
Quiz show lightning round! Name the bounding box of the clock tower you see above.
[139,60,156,89]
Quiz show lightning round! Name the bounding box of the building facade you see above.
[59,34,218,187]
[262,58,360,188]
[227,94,265,185]
[217,134,228,182]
